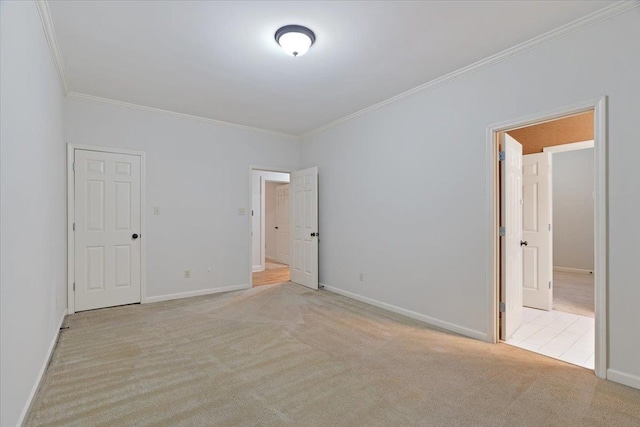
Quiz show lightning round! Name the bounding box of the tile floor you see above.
[506,307,594,369]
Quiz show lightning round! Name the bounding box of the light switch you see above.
[153,207,160,215]
[238,208,246,216]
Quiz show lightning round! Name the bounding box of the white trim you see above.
[67,143,146,157]
[543,140,594,153]
[68,92,299,140]
[248,165,294,287]
[145,284,248,303]
[35,1,69,94]
[261,177,289,270]
[17,310,66,426]
[67,143,147,314]
[607,369,640,391]
[252,265,264,273]
[301,1,636,138]
[260,176,266,272]
[322,284,488,342]
[140,153,147,304]
[37,1,635,140]
[486,96,608,379]
[553,266,594,275]
[66,144,75,314]
[593,96,608,379]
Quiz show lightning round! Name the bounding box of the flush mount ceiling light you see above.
[275,25,316,57]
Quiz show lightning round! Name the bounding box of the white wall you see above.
[251,171,289,270]
[65,98,300,300]
[300,10,640,385]
[0,2,67,426]
[265,182,279,259]
[553,148,594,271]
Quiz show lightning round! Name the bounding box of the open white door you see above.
[275,184,290,265]
[501,134,524,340]
[74,149,142,311]
[522,152,553,310]
[290,167,318,290]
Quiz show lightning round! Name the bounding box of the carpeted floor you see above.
[553,270,594,317]
[27,283,640,426]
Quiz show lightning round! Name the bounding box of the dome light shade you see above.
[275,25,315,57]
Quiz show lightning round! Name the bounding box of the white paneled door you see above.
[501,134,524,341]
[522,152,553,310]
[276,184,290,265]
[290,167,318,290]
[74,149,142,311]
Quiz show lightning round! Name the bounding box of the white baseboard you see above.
[17,309,67,426]
[321,284,488,342]
[252,265,264,272]
[145,284,249,303]
[607,369,640,390]
[554,266,593,275]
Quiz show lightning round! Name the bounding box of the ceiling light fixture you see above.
[275,25,315,57]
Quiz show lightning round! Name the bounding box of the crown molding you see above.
[36,0,296,138]
[38,0,636,140]
[35,0,69,95]
[67,92,299,140]
[300,0,639,138]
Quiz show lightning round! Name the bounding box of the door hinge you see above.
[548,223,551,231]
[549,281,552,289]
[499,151,505,161]
[73,282,75,291]
[499,302,506,312]
[72,222,75,231]
[499,226,505,237]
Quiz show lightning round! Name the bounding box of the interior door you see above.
[522,152,553,310]
[74,149,142,311]
[276,184,290,265]
[290,167,318,290]
[501,134,524,340]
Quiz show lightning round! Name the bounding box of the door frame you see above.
[67,143,147,314]
[269,182,290,265]
[543,139,594,154]
[486,96,607,378]
[262,179,289,267]
[248,165,293,287]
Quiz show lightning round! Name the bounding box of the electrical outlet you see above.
[359,273,364,282]
[153,206,160,215]
[184,270,191,278]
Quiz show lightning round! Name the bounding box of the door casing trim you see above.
[248,165,294,288]
[485,96,607,378]
[67,143,147,314]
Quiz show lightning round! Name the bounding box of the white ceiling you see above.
[49,1,614,136]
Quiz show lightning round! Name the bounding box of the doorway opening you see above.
[488,97,607,378]
[248,166,320,290]
[251,169,290,287]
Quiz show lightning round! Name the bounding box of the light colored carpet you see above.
[554,270,594,317]
[27,283,640,426]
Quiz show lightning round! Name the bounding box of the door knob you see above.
[311,232,316,237]
[520,240,528,246]
[132,233,139,240]
[275,226,279,229]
